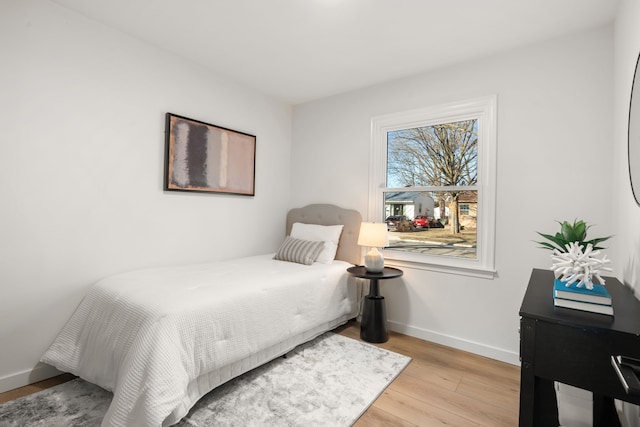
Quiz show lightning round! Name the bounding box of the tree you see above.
[387,120,478,233]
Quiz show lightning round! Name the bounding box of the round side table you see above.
[347,265,403,343]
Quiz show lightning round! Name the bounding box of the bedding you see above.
[42,255,358,427]
[41,204,363,427]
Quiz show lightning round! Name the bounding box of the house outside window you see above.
[368,96,497,278]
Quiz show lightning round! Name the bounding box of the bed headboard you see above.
[286,204,362,265]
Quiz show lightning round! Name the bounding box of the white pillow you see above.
[291,222,344,264]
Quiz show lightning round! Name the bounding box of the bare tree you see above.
[387,120,477,233]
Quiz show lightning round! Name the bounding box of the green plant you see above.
[536,219,611,253]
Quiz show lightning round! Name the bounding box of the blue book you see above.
[553,278,612,305]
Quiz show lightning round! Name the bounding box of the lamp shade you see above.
[357,222,389,248]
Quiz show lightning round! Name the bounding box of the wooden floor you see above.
[0,320,520,426]
[336,321,520,427]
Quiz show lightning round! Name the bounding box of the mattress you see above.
[41,254,359,427]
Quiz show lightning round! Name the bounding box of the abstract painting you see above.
[164,113,256,195]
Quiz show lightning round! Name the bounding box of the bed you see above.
[41,204,362,427]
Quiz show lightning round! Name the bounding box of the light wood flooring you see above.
[0,320,520,426]
[335,321,520,426]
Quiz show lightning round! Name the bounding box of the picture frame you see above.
[164,113,256,196]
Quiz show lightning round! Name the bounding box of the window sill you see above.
[383,251,497,279]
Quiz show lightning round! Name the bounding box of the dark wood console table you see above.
[519,268,640,426]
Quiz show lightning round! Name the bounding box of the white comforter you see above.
[41,255,357,427]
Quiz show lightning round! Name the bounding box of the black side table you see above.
[347,266,403,343]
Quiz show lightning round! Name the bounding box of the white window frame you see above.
[368,95,497,278]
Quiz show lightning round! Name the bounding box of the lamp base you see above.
[364,247,384,273]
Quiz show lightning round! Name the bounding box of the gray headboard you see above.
[286,204,362,265]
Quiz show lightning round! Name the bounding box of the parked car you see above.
[385,215,408,230]
[413,215,429,228]
[413,215,444,229]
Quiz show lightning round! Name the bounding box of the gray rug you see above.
[0,333,410,426]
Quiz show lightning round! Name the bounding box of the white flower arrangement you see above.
[550,242,612,290]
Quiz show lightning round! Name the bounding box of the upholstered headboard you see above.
[286,204,362,265]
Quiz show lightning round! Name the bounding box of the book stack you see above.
[553,278,613,316]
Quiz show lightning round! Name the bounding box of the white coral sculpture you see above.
[550,241,612,290]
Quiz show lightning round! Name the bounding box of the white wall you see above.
[0,0,293,392]
[292,26,614,364]
[614,1,640,295]
[613,1,640,425]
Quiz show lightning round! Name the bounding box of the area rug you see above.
[0,332,410,427]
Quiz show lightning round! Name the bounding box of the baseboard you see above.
[0,364,63,394]
[388,320,521,366]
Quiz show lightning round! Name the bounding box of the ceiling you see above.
[51,0,619,104]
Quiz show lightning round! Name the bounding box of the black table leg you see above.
[593,394,621,427]
[533,377,560,427]
[361,278,389,343]
[361,295,388,343]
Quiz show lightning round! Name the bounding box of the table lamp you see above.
[357,222,389,273]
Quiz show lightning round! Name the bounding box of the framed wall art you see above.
[164,113,256,196]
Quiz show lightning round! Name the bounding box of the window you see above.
[368,96,497,278]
